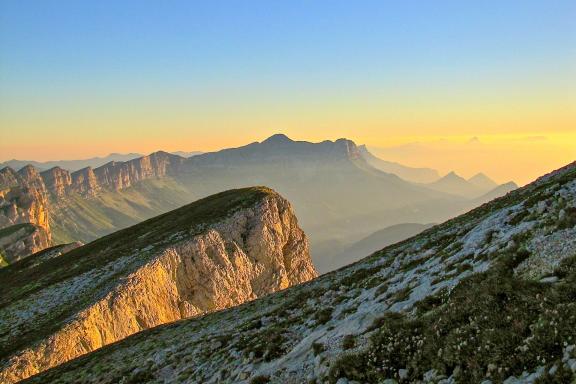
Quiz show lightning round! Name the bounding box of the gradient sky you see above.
[1,1,575,184]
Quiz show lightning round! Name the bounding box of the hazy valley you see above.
[0,135,515,273]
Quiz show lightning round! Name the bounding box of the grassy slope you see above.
[0,223,35,239]
[24,163,576,383]
[50,177,198,244]
[0,186,276,360]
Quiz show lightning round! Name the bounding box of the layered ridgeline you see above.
[0,187,317,383]
[0,151,192,262]
[24,162,576,383]
[358,145,439,184]
[0,135,515,271]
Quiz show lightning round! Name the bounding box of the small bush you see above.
[250,375,270,384]
[456,262,473,274]
[342,335,355,350]
[393,286,412,302]
[312,342,325,356]
[558,207,576,229]
[314,307,333,325]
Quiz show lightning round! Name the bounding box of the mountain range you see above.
[358,145,440,183]
[0,135,516,272]
[425,171,516,199]
[0,151,202,173]
[7,160,575,383]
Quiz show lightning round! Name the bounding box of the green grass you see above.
[50,177,197,244]
[0,223,35,239]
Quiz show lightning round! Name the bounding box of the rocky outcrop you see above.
[69,166,100,196]
[92,151,184,191]
[0,223,51,263]
[0,167,20,190]
[40,167,72,198]
[0,187,317,383]
[0,152,186,258]
[2,152,185,200]
[0,166,50,235]
[0,167,52,260]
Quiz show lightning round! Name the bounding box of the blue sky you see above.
[2,1,574,95]
[0,0,574,183]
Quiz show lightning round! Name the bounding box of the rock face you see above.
[0,187,316,383]
[0,166,50,234]
[40,167,72,198]
[0,152,186,259]
[69,166,100,196]
[0,167,20,190]
[0,223,51,263]
[21,162,576,384]
[92,151,184,191]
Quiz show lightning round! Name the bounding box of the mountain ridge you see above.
[358,145,440,183]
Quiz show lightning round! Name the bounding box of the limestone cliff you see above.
[0,152,185,259]
[0,167,20,190]
[69,166,100,196]
[40,167,72,198]
[0,187,317,383]
[0,223,51,264]
[0,166,50,235]
[93,151,184,191]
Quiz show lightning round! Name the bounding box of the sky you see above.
[0,1,574,184]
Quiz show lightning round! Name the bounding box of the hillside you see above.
[320,223,435,271]
[23,161,576,383]
[0,187,316,383]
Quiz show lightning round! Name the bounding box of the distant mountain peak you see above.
[441,171,465,181]
[262,133,294,144]
[468,172,498,189]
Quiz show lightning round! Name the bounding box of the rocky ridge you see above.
[20,161,576,383]
[0,187,316,383]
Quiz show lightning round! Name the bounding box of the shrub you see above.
[342,335,355,350]
[315,307,333,325]
[250,375,270,384]
[312,342,324,356]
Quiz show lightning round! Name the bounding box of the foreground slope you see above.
[26,161,576,384]
[0,187,316,383]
